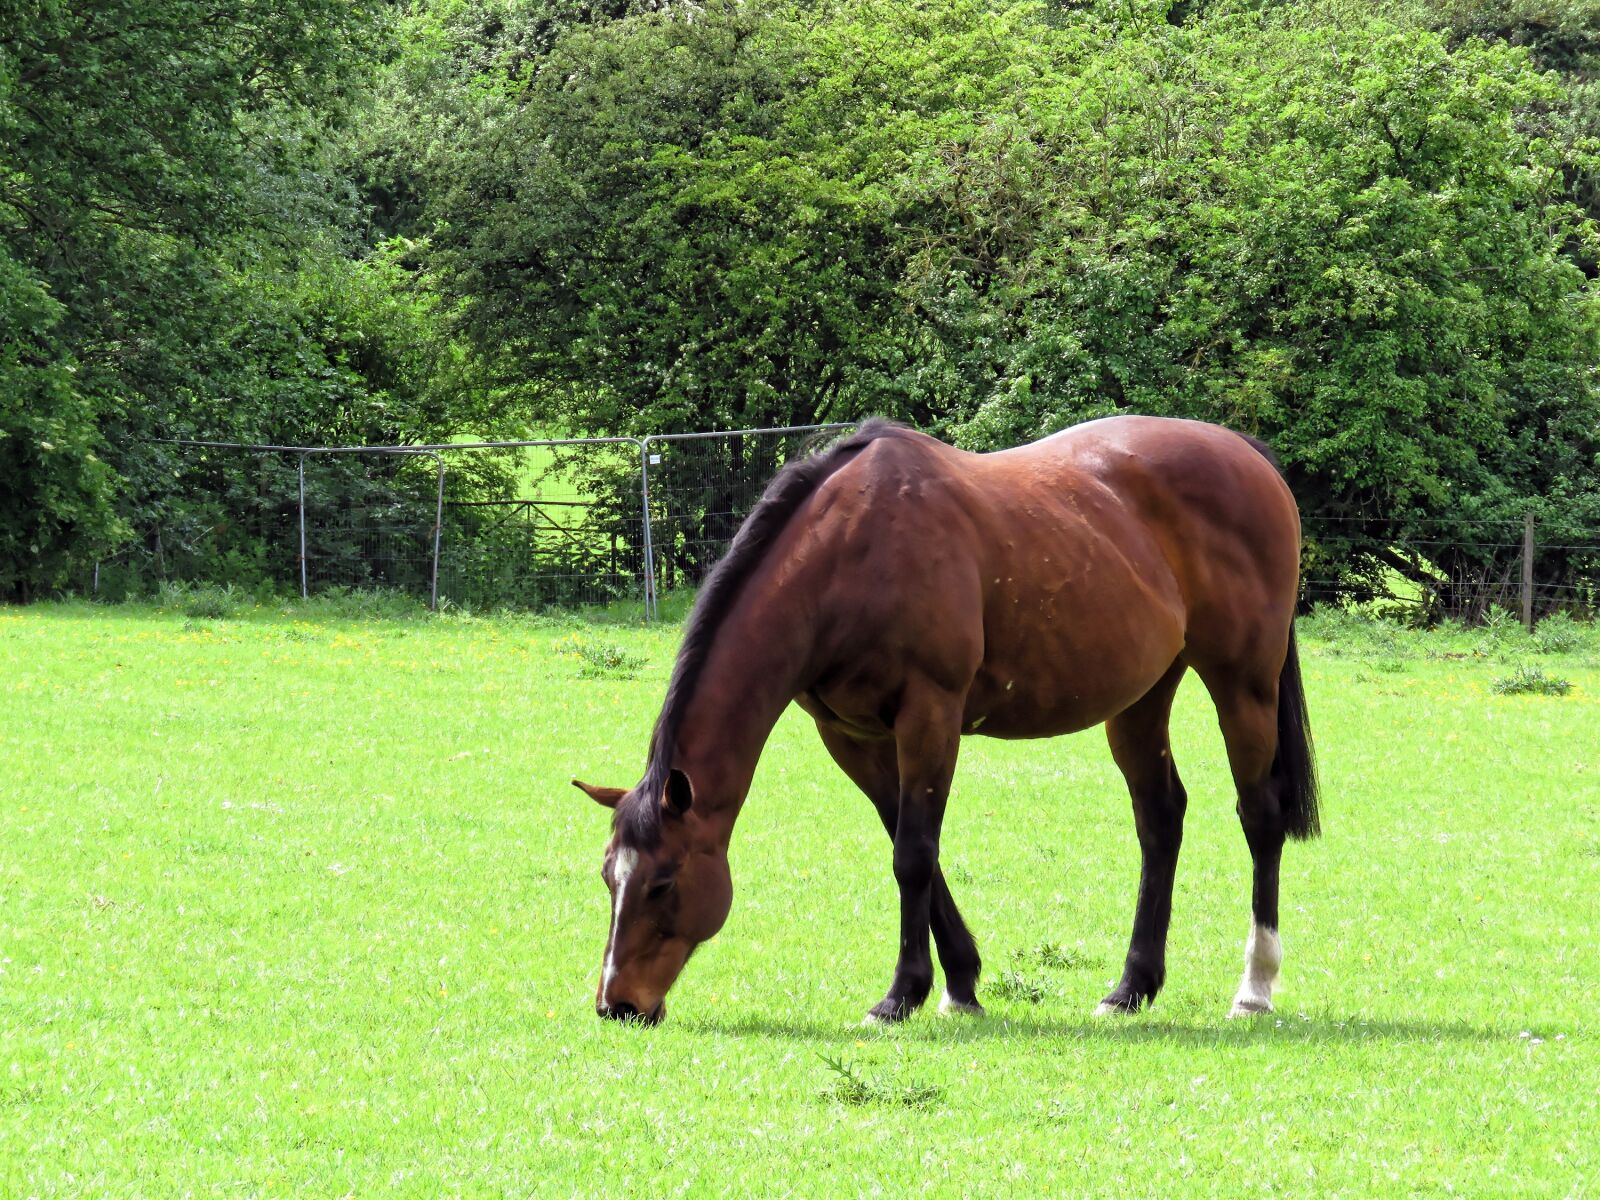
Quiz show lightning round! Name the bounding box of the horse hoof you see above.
[1094,993,1141,1017]
[864,998,913,1025]
[938,991,985,1017]
[1228,997,1273,1019]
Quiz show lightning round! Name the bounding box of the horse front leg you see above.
[814,723,984,1016]
[864,686,963,1025]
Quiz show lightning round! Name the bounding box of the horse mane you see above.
[614,418,910,846]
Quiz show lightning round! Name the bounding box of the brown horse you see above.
[573,416,1318,1025]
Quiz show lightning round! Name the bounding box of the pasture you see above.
[2,598,1596,1197]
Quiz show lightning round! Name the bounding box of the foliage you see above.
[0,0,510,599]
[7,0,1600,614]
[0,249,121,598]
[408,0,1600,615]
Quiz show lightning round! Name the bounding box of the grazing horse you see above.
[573,416,1319,1026]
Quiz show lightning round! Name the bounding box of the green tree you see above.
[0,248,120,599]
[417,0,1600,611]
[0,0,517,598]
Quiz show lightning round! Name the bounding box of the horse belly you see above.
[963,578,1184,740]
[963,655,1171,739]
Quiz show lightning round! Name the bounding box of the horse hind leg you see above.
[1097,658,1189,1016]
[814,722,984,1018]
[1203,669,1293,1018]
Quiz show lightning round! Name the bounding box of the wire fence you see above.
[1300,514,1600,627]
[93,425,856,617]
[89,426,1600,625]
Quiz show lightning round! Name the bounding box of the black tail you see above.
[1234,428,1321,839]
[1277,625,1320,840]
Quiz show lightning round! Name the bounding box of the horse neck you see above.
[667,578,814,841]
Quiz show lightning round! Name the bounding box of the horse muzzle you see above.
[596,1000,665,1026]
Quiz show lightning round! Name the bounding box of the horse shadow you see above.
[685,1009,1537,1048]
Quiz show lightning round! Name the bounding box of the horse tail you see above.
[1235,429,1320,840]
[1276,602,1320,840]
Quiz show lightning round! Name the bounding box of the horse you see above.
[572,416,1319,1026]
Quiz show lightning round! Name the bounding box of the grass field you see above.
[2,597,1597,1197]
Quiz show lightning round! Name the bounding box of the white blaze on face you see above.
[1229,919,1283,1017]
[601,847,638,1007]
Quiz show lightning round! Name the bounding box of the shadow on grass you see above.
[686,1009,1545,1048]
[24,594,682,629]
[15,597,426,628]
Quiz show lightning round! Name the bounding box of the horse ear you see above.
[662,768,694,817]
[572,779,626,809]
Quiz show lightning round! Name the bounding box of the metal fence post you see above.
[428,452,446,612]
[1522,511,1535,632]
[297,452,309,600]
[640,438,658,621]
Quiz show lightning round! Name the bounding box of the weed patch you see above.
[1534,613,1587,655]
[552,634,647,678]
[159,580,246,620]
[1026,942,1095,971]
[989,969,1049,1004]
[818,1055,943,1110]
[1491,665,1573,696]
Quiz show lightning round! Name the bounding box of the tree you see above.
[416,0,1600,613]
[0,248,120,599]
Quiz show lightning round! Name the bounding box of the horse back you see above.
[791,417,1299,738]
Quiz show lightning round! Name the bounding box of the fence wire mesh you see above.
[299,451,443,603]
[1301,516,1600,624]
[643,426,857,596]
[92,428,1600,624]
[438,439,647,611]
[105,425,855,614]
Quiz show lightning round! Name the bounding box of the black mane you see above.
[614,419,909,846]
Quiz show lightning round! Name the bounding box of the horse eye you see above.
[645,874,676,899]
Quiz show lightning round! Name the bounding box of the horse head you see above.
[573,770,731,1023]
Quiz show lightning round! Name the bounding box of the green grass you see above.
[2,600,1598,1197]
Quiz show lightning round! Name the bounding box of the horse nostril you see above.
[599,1001,638,1021]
